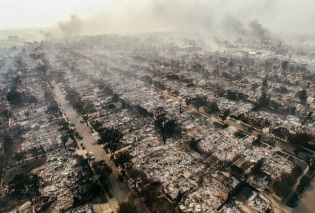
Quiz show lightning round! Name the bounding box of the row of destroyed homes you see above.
[2,33,315,212]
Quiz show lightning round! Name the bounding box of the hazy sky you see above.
[1,0,314,35]
[0,0,114,29]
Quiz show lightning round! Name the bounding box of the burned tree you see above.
[163,119,181,138]
[14,152,25,164]
[251,158,265,175]
[74,99,95,125]
[114,151,133,167]
[46,104,61,123]
[219,109,230,122]
[192,95,207,112]
[65,89,81,104]
[70,170,100,205]
[258,92,270,108]
[7,173,42,205]
[112,93,120,102]
[281,61,289,76]
[98,128,123,157]
[204,101,219,115]
[154,107,167,144]
[6,91,23,106]
[297,89,308,105]
[93,160,112,186]
[185,95,208,112]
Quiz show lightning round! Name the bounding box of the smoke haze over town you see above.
[1,0,315,42]
[1,1,315,213]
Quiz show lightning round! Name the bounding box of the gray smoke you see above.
[221,14,278,41]
[27,15,84,41]
[21,0,314,43]
[248,19,272,40]
[57,15,83,36]
[222,13,247,37]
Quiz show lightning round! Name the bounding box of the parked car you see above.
[75,132,83,139]
[69,122,75,127]
[77,133,83,139]
[89,152,95,160]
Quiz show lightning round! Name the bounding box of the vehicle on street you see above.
[75,132,83,139]
[78,133,83,139]
[89,152,95,160]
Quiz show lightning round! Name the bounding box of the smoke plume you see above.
[222,13,247,37]
[20,0,313,43]
[248,19,272,40]
[57,15,83,36]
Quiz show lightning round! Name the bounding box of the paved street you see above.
[294,177,315,213]
[52,83,147,213]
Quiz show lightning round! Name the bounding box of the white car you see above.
[89,152,95,160]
